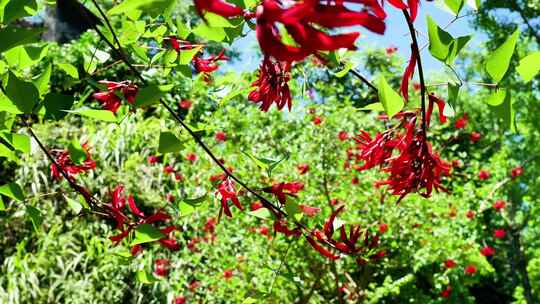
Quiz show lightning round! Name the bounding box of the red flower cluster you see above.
[494,229,506,239]
[263,181,304,204]
[92,80,138,113]
[306,206,380,262]
[215,131,227,142]
[480,245,495,257]
[193,49,229,74]
[154,258,170,277]
[50,143,96,181]
[493,200,506,211]
[216,178,244,217]
[454,113,468,129]
[353,107,450,202]
[248,57,292,112]
[254,0,386,63]
[106,185,180,255]
[478,170,490,180]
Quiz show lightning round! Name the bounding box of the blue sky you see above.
[229,1,486,73]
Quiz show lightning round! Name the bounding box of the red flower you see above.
[511,166,523,179]
[444,259,457,269]
[297,164,309,174]
[378,223,388,234]
[249,57,292,112]
[338,131,349,141]
[493,200,506,211]
[50,143,96,181]
[330,198,339,206]
[154,259,170,277]
[440,285,452,298]
[299,204,321,217]
[273,219,302,237]
[263,182,304,204]
[147,155,159,165]
[193,49,228,74]
[189,280,200,291]
[470,131,481,143]
[480,245,495,257]
[166,193,175,203]
[452,159,463,168]
[164,165,175,174]
[215,131,227,142]
[454,113,468,129]
[194,0,244,18]
[255,0,385,63]
[250,201,263,211]
[186,153,198,162]
[478,170,490,180]
[179,99,192,109]
[401,47,417,101]
[466,210,475,219]
[204,217,217,234]
[223,269,234,280]
[216,179,243,217]
[175,173,184,181]
[313,116,322,125]
[385,46,398,56]
[494,229,506,239]
[351,177,359,185]
[413,82,421,91]
[464,264,477,275]
[174,296,186,304]
[92,80,138,113]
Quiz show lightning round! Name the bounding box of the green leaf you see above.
[184,194,208,206]
[444,0,464,15]
[131,224,165,245]
[447,82,460,107]
[178,201,196,216]
[0,25,42,53]
[490,89,515,132]
[4,44,49,69]
[68,108,118,122]
[204,12,235,28]
[0,182,25,201]
[0,143,16,161]
[26,205,42,232]
[485,28,520,83]
[360,102,385,111]
[485,89,506,106]
[377,75,404,117]
[0,132,30,153]
[248,208,272,220]
[179,46,203,65]
[67,140,86,165]
[1,0,37,25]
[0,111,15,131]
[427,16,453,61]
[65,196,83,214]
[43,93,75,120]
[285,199,301,217]
[136,270,158,284]
[446,35,471,64]
[135,84,173,107]
[108,0,175,18]
[516,52,540,82]
[335,62,353,78]
[57,63,79,79]
[176,20,190,39]
[4,71,39,114]
[193,23,226,42]
[0,197,4,211]
[158,131,184,153]
[34,63,52,97]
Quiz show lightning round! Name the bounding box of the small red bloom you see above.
[351,177,359,185]
[494,229,506,239]
[263,182,304,204]
[413,82,421,91]
[440,285,452,298]
[493,200,506,211]
[330,199,339,206]
[193,49,228,75]
[194,0,243,18]
[186,153,198,162]
[470,131,481,143]
[401,47,417,101]
[92,80,138,113]
[313,116,322,125]
[299,204,321,217]
[273,219,302,237]
[250,201,263,211]
[444,259,457,269]
[216,179,243,217]
[204,217,217,234]
[466,210,475,219]
[478,170,490,180]
[385,46,398,56]
[154,259,170,277]
[50,143,96,181]
[223,269,234,280]
[175,173,184,181]
[179,99,192,109]
[189,280,200,291]
[338,131,349,141]
[297,164,309,175]
[464,264,477,275]
[249,57,292,112]
[164,165,175,174]
[511,166,523,179]
[147,155,159,165]
[174,296,186,304]
[378,223,388,234]
[454,113,468,129]
[166,193,175,203]
[215,131,227,142]
[452,159,463,168]
[480,245,495,257]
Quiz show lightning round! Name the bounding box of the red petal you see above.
[324,206,345,238]
[388,0,408,9]
[400,44,417,101]
[127,196,145,218]
[408,0,419,21]
[306,236,340,260]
